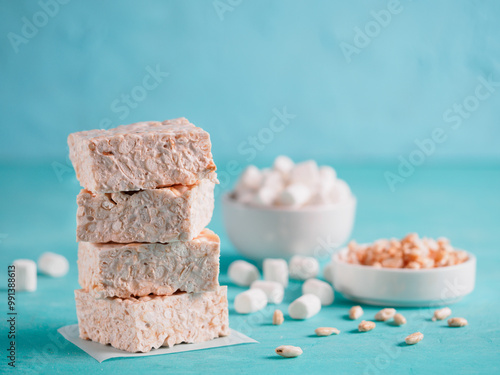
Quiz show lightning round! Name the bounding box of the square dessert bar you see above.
[68,118,217,193]
[78,229,220,299]
[75,286,229,353]
[76,178,214,243]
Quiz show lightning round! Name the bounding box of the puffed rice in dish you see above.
[342,233,468,269]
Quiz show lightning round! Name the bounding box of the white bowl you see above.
[331,248,476,307]
[221,193,356,261]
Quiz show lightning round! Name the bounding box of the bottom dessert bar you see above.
[75,286,229,353]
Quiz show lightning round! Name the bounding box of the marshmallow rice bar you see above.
[76,178,214,243]
[68,118,217,193]
[75,286,229,353]
[78,229,220,298]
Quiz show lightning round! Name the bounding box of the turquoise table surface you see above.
[0,162,499,374]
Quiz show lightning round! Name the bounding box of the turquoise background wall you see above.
[1,2,499,373]
[1,0,499,168]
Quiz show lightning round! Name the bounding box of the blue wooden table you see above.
[1,162,499,374]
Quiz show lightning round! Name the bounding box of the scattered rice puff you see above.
[405,332,424,345]
[342,234,468,269]
[448,317,468,327]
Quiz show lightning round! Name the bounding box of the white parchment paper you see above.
[58,324,258,363]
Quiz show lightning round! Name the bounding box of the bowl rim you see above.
[332,247,476,274]
[222,191,357,213]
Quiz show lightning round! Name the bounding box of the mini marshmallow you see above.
[12,259,37,292]
[312,186,333,205]
[250,280,284,304]
[323,262,335,284]
[319,166,337,186]
[312,166,338,205]
[263,258,289,287]
[234,288,268,314]
[254,186,279,206]
[38,252,69,278]
[288,294,321,320]
[261,170,285,191]
[302,278,334,306]
[330,179,351,204]
[290,160,320,190]
[278,183,311,207]
[232,158,352,209]
[317,185,332,205]
[273,155,294,176]
[289,255,319,280]
[228,260,260,287]
[237,165,262,190]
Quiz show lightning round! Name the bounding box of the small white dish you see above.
[221,193,356,261]
[331,248,476,307]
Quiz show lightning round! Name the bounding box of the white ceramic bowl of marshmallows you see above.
[324,233,476,307]
[222,156,356,260]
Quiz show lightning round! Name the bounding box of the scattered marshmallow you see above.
[302,278,334,306]
[234,288,268,314]
[289,255,319,280]
[12,259,37,292]
[278,184,311,207]
[38,252,69,278]
[228,260,260,287]
[251,280,284,304]
[231,156,351,209]
[263,258,289,287]
[323,262,335,284]
[288,294,321,320]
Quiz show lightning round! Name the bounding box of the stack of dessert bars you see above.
[68,118,229,353]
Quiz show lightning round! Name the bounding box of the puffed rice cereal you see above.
[405,332,424,345]
[273,310,284,325]
[374,308,396,321]
[275,345,303,358]
[448,317,468,327]
[432,307,452,321]
[358,320,376,332]
[349,305,364,320]
[393,313,407,326]
[343,233,468,269]
[315,327,340,336]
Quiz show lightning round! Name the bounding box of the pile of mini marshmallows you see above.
[228,256,334,319]
[12,252,69,292]
[232,156,352,208]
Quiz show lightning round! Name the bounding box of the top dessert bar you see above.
[68,118,217,193]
